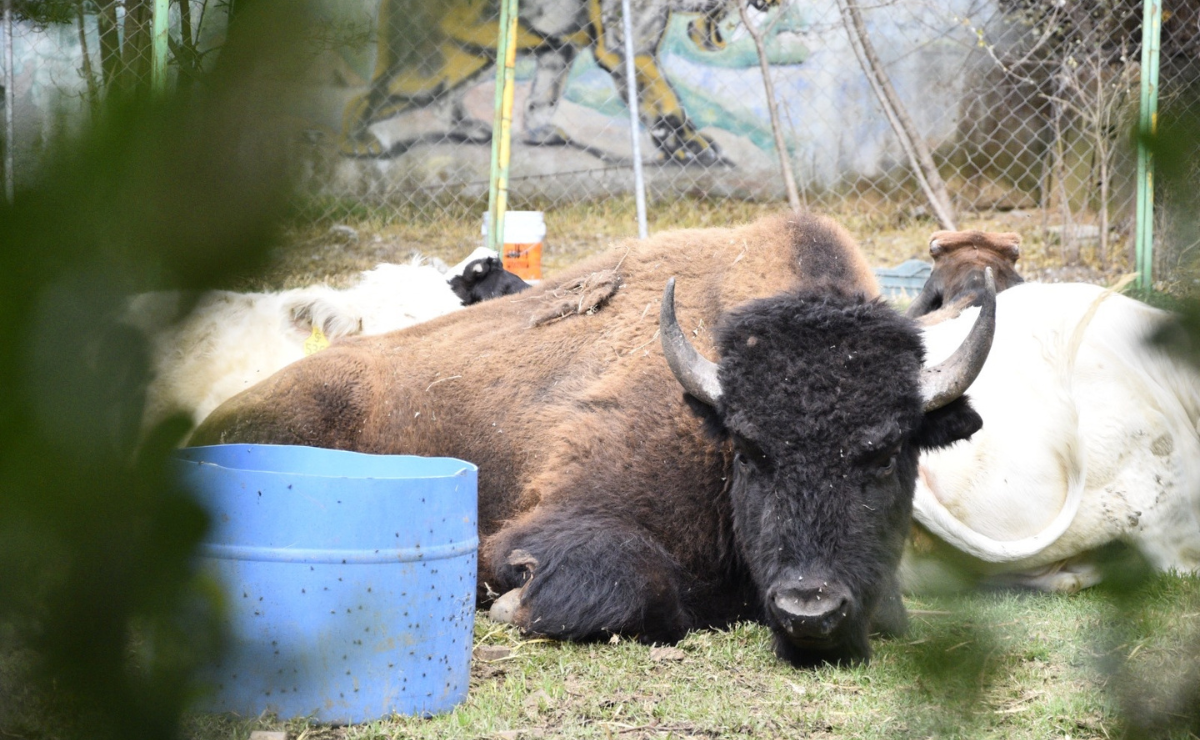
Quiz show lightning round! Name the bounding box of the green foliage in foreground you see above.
[184,574,1200,740]
[0,3,314,739]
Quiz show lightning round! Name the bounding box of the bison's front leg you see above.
[482,509,689,645]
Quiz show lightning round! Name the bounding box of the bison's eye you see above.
[732,437,767,472]
[878,455,897,477]
[873,447,900,478]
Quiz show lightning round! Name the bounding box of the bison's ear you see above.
[912,395,982,451]
[995,233,1022,262]
[683,393,729,441]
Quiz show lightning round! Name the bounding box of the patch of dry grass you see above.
[250,195,1135,294]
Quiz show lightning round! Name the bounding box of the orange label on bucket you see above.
[502,242,543,281]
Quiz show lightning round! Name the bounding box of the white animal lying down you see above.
[127,258,469,433]
[904,282,1200,593]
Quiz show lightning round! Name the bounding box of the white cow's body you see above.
[128,260,465,433]
[904,282,1200,591]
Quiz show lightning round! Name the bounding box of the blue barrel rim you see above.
[199,539,480,564]
[176,443,478,481]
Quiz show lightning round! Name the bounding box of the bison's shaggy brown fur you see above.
[194,212,879,529]
[193,212,983,665]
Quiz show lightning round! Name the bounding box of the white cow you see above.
[903,282,1200,592]
[128,256,476,435]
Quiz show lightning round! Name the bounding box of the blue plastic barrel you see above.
[173,444,478,723]
[874,259,933,300]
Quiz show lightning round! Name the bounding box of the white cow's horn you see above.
[660,278,723,407]
[918,267,997,410]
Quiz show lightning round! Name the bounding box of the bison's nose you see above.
[769,582,851,642]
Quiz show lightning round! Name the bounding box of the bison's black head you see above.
[661,274,995,667]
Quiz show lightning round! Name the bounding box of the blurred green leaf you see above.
[0,1,317,738]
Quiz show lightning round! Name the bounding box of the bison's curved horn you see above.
[660,278,723,406]
[918,267,996,411]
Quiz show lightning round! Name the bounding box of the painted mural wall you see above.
[3,0,1003,201]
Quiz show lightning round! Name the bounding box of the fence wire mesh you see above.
[3,0,1199,284]
[1,0,226,180]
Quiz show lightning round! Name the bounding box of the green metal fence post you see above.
[1136,0,1162,292]
[152,0,170,93]
[487,0,520,255]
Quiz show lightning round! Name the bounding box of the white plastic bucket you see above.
[481,211,545,280]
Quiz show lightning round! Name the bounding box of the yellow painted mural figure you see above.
[341,0,778,164]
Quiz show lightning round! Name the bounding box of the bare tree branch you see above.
[838,0,957,229]
[76,0,100,116]
[737,0,802,213]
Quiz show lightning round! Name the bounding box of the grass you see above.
[180,575,1200,740]
[250,194,1140,293]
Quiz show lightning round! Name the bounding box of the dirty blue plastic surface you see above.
[874,259,933,300]
[173,444,478,723]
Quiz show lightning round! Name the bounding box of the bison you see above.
[191,213,995,666]
[906,230,1023,323]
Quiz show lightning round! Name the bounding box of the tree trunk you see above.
[177,0,197,93]
[96,0,120,91]
[1051,96,1078,265]
[839,0,956,230]
[736,0,802,213]
[1099,143,1109,265]
[122,0,154,91]
[76,1,100,116]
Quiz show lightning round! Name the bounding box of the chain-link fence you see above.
[0,0,224,187]
[3,0,1199,281]
[953,0,1200,284]
[291,0,1200,284]
[1147,0,1200,285]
